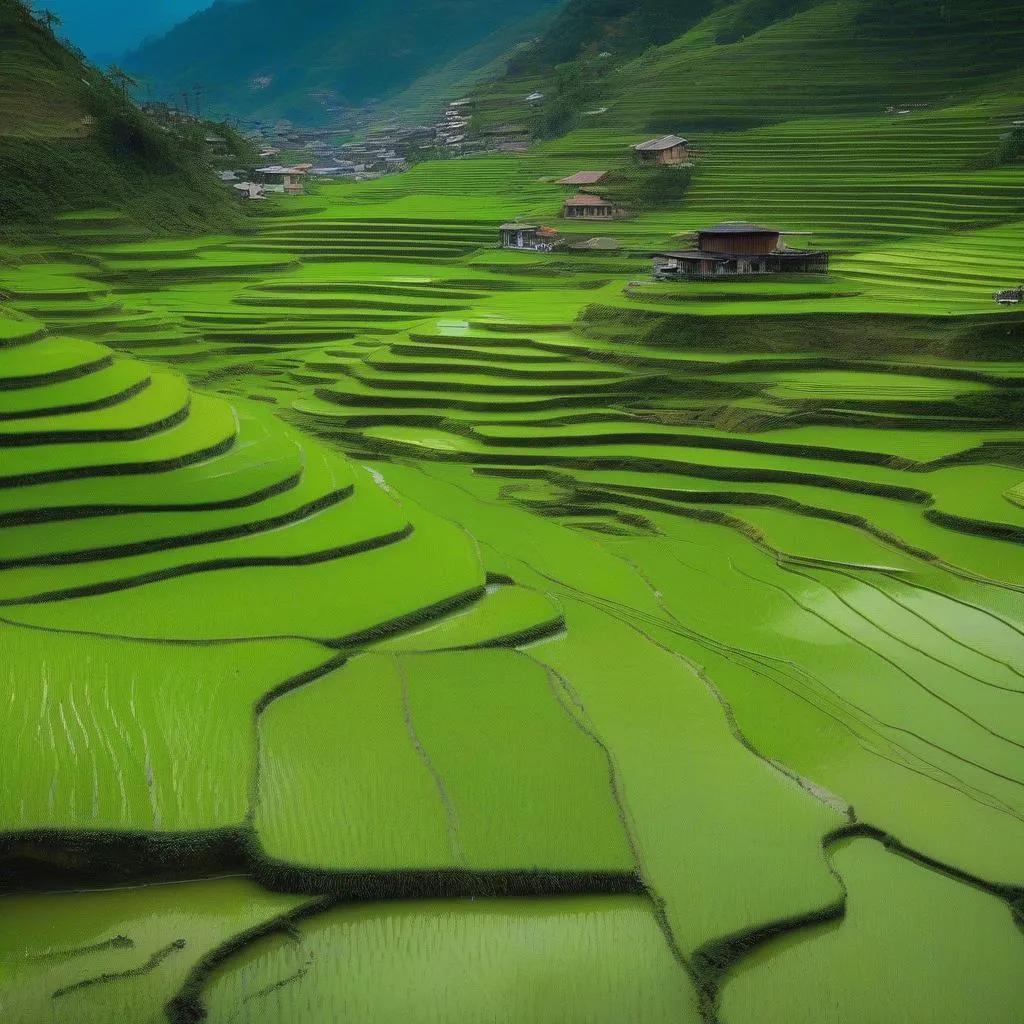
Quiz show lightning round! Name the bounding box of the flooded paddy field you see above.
[1,169,1021,1023]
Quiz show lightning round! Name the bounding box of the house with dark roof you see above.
[633,135,690,165]
[653,223,828,279]
[563,194,618,219]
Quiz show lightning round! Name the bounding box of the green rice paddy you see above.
[1,74,1022,1022]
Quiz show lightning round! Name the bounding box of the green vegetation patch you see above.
[0,878,304,1024]
[0,620,331,833]
[720,838,1024,1024]
[254,649,634,873]
[200,896,698,1024]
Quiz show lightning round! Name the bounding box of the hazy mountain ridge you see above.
[42,0,212,62]
[126,0,561,124]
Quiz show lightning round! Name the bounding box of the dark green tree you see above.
[107,64,138,101]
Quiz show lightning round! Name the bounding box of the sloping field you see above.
[2,26,1023,1017]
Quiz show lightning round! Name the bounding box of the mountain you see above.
[506,0,719,73]
[41,0,212,63]
[125,0,562,125]
[0,0,248,238]
[377,3,563,124]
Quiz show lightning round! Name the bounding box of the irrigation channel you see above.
[0,183,1022,1022]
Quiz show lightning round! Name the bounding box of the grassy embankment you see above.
[0,0,251,242]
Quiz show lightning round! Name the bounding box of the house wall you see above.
[654,252,827,279]
[564,206,613,218]
[638,145,688,164]
[500,229,539,248]
[698,231,780,255]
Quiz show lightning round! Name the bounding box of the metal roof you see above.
[654,250,722,260]
[499,223,540,230]
[557,171,608,185]
[698,222,779,234]
[634,135,688,151]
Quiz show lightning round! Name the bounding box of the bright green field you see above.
[1,51,1023,1023]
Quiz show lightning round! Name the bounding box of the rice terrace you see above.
[0,0,1023,1020]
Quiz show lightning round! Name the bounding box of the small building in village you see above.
[557,170,608,188]
[633,135,690,165]
[254,165,307,194]
[995,284,1024,304]
[653,223,828,279]
[498,223,560,251]
[563,194,618,219]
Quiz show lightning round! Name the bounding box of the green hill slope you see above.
[377,3,563,124]
[479,0,1024,132]
[605,0,1024,129]
[0,0,246,240]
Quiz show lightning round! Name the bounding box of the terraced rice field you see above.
[1,96,1023,1022]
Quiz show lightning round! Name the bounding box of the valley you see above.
[0,0,1022,1020]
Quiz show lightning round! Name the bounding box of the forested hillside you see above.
[0,0,245,239]
[507,0,718,72]
[126,0,562,124]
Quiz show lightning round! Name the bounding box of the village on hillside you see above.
[194,93,1024,299]
[200,94,536,202]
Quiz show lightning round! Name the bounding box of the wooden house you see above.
[499,224,560,251]
[563,194,617,219]
[653,223,828,279]
[633,135,689,165]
